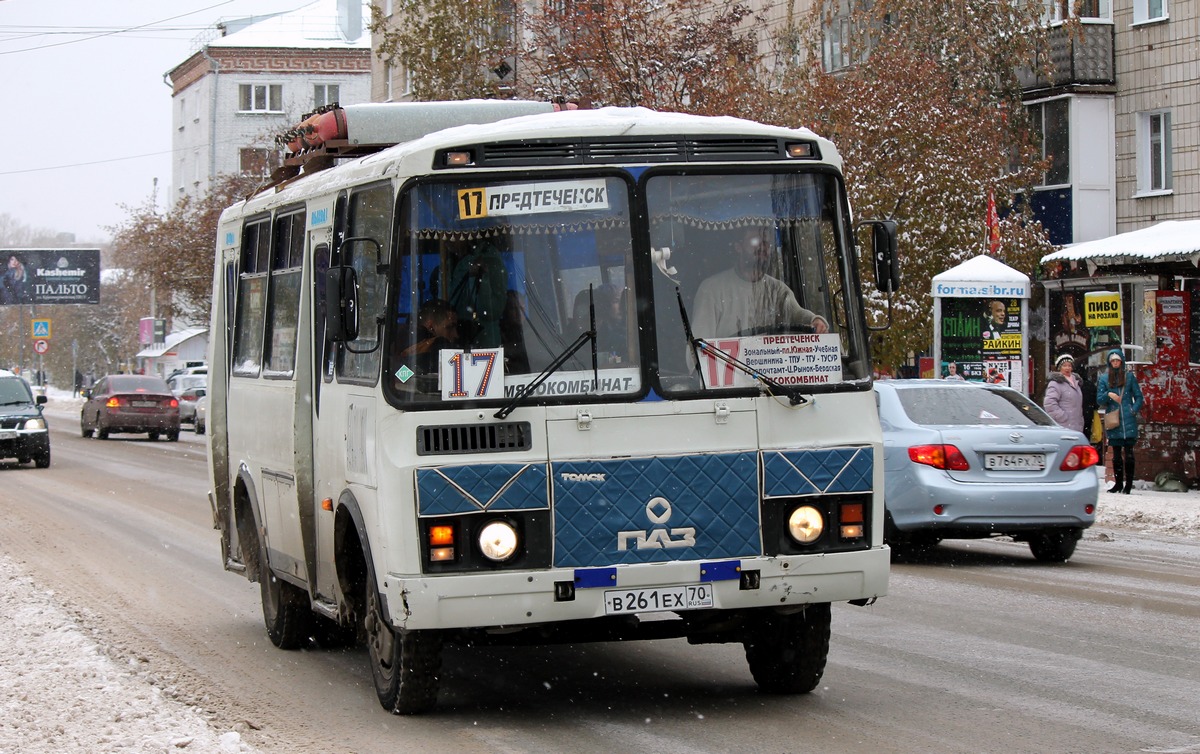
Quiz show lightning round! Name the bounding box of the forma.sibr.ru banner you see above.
[1,249,101,305]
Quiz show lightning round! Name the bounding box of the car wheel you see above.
[18,456,31,465]
[96,417,109,440]
[743,603,831,694]
[195,421,206,436]
[34,450,50,469]
[81,421,92,438]
[148,431,160,441]
[1029,530,1080,563]
[365,561,442,714]
[257,533,312,650]
[167,430,180,442]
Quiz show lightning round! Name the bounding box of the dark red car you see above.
[81,374,180,441]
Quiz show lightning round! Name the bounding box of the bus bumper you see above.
[384,548,889,631]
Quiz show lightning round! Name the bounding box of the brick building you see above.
[165,0,372,201]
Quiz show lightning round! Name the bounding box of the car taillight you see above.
[105,397,121,408]
[1060,444,1100,471]
[908,444,970,471]
[169,398,179,408]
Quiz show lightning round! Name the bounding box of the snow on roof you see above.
[931,254,1031,297]
[1041,220,1200,266]
[135,327,208,359]
[210,0,371,50]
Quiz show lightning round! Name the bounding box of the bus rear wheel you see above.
[365,566,441,714]
[257,535,312,649]
[743,603,831,694]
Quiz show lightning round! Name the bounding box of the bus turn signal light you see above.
[428,524,456,562]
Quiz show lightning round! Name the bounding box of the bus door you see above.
[311,184,392,599]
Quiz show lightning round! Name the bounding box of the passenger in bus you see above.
[691,227,828,339]
[403,299,460,374]
[447,239,507,348]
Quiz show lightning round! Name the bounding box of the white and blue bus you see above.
[207,101,899,714]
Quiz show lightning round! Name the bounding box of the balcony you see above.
[1018,23,1114,93]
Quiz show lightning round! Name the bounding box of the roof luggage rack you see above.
[265,100,558,190]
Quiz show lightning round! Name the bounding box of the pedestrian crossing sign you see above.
[31,319,51,339]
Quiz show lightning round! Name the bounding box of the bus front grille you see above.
[416,422,533,456]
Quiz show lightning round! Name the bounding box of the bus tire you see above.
[258,535,312,650]
[743,603,831,695]
[365,566,441,714]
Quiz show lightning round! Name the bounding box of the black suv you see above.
[0,370,50,468]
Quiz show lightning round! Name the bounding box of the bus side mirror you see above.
[326,265,360,342]
[858,219,900,294]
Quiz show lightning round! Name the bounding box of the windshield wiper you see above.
[494,286,599,419]
[675,287,810,407]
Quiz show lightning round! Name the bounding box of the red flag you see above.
[986,188,1000,254]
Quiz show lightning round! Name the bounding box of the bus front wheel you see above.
[743,603,831,694]
[364,566,442,714]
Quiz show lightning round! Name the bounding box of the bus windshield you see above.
[387,174,640,406]
[385,169,868,408]
[648,170,869,394]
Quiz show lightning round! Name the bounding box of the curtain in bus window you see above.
[389,176,638,404]
[262,210,305,378]
[232,219,270,377]
[338,184,392,383]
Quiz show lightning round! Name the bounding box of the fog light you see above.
[840,524,864,539]
[787,505,824,544]
[429,546,455,562]
[478,520,519,562]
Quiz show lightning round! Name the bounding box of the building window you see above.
[1133,0,1166,23]
[238,84,283,113]
[822,16,852,72]
[240,147,280,178]
[1029,98,1070,187]
[1137,111,1172,194]
[1077,0,1110,19]
[314,83,340,108]
[384,62,394,101]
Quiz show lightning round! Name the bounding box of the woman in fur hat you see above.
[1096,348,1144,494]
[1043,353,1084,433]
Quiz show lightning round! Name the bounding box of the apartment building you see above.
[165,0,372,200]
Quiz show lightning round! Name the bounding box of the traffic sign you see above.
[33,339,49,354]
[31,319,51,339]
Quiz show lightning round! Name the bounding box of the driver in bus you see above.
[691,226,828,339]
[402,298,460,373]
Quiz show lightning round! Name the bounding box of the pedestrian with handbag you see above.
[1096,348,1144,494]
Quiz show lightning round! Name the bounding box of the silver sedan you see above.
[875,380,1099,562]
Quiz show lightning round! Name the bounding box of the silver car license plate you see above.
[984,453,1045,471]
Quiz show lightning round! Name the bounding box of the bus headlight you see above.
[787,505,825,544]
[477,520,519,562]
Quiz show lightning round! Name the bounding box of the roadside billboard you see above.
[0,249,101,305]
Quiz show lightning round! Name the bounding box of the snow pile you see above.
[0,556,258,754]
[1093,478,1200,537]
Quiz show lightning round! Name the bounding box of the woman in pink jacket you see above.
[1043,353,1084,432]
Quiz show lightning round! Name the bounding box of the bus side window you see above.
[231,218,271,377]
[262,210,305,378]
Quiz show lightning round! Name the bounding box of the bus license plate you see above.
[984,453,1045,471]
[603,584,714,615]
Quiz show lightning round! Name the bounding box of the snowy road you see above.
[1,405,1198,753]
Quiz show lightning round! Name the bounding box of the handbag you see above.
[1090,411,1104,443]
[1103,382,1126,430]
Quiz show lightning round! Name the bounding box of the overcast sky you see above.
[0,0,314,244]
